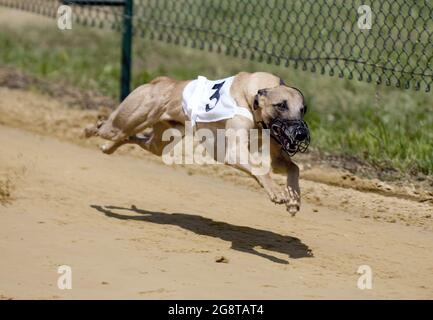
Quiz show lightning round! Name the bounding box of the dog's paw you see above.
[84,124,97,138]
[286,200,300,216]
[267,187,288,204]
[269,192,287,205]
[100,142,116,154]
[100,143,109,153]
[285,187,300,216]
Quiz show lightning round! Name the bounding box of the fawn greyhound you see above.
[85,72,310,214]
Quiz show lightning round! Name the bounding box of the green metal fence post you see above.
[120,0,133,101]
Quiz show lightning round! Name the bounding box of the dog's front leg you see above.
[285,160,301,215]
[234,163,288,204]
[224,131,287,204]
[257,172,289,204]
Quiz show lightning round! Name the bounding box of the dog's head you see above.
[253,84,310,156]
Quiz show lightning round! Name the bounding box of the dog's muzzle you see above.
[266,118,310,156]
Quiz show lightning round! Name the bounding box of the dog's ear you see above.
[253,89,267,110]
[253,94,260,110]
[257,89,268,96]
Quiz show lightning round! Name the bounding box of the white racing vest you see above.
[182,76,254,126]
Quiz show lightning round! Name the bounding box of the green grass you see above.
[0,20,432,177]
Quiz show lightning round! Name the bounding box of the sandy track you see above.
[1,123,433,299]
[0,87,433,299]
[1,8,432,300]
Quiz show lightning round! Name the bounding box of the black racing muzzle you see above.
[265,118,311,156]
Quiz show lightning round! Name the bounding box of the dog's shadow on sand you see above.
[91,205,313,264]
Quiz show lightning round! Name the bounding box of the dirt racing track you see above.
[0,87,433,299]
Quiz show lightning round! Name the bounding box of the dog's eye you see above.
[273,101,288,111]
[303,105,308,115]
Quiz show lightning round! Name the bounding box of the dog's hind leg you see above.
[84,120,104,138]
[85,100,163,155]
[100,139,129,154]
[128,121,184,156]
[84,77,185,155]
[83,120,129,154]
[97,119,163,155]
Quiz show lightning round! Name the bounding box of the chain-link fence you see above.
[1,0,432,92]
